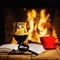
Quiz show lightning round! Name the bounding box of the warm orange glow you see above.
[11,37,18,44]
[11,9,57,44]
[24,9,50,44]
[52,27,58,38]
[38,9,50,36]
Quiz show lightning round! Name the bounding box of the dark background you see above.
[0,8,5,45]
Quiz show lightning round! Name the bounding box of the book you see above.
[0,44,18,53]
[0,43,46,55]
[28,43,46,55]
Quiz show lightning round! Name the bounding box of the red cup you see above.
[40,36,58,49]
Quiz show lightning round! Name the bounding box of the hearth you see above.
[11,8,59,50]
[4,8,60,46]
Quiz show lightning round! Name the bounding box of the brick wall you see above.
[4,8,16,43]
[53,9,60,40]
[0,8,5,45]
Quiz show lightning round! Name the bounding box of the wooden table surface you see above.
[0,48,60,60]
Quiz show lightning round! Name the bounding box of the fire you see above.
[26,9,36,33]
[12,8,56,44]
[24,9,50,44]
[52,26,58,38]
[38,9,50,36]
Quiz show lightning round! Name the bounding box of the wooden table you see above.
[0,51,34,60]
[0,49,60,60]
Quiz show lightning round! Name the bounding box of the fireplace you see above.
[4,8,60,45]
[11,8,57,44]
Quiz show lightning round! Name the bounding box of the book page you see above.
[28,43,46,54]
[0,44,18,52]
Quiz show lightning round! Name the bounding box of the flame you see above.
[24,9,50,44]
[52,26,58,38]
[12,9,57,44]
[26,9,36,33]
[38,9,50,36]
